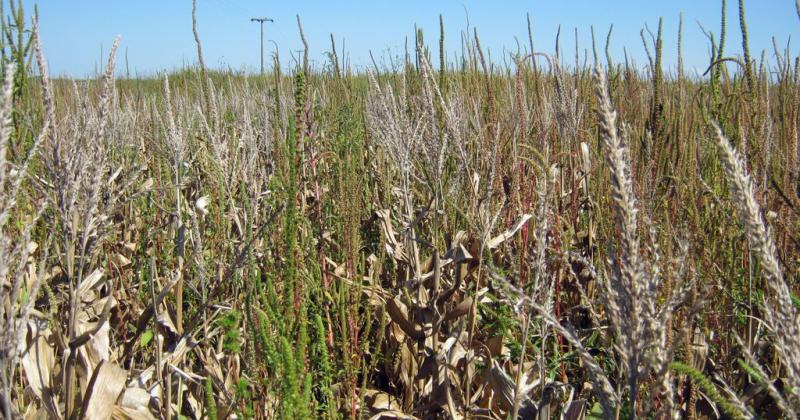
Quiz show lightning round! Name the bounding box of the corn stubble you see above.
[1,1,800,419]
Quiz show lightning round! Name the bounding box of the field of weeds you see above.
[1,0,799,418]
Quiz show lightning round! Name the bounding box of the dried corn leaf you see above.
[112,387,156,420]
[367,410,420,420]
[485,359,537,413]
[77,268,106,297]
[81,361,128,420]
[364,388,402,412]
[386,296,425,339]
[121,241,137,253]
[20,322,56,410]
[112,406,156,420]
[442,242,472,265]
[156,309,179,337]
[375,209,411,264]
[114,253,132,268]
[76,307,113,370]
[22,406,51,420]
[486,214,532,249]
[443,296,472,322]
[415,244,473,282]
[136,336,194,385]
[196,350,226,390]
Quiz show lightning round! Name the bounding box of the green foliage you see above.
[670,361,748,420]
[204,377,218,420]
[312,314,335,417]
[278,334,313,419]
[235,379,255,419]
[479,297,516,338]
[219,310,242,354]
[139,330,154,348]
[1,0,35,98]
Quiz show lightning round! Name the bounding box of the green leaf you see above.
[139,330,154,347]
[587,402,605,419]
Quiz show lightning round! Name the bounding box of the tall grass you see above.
[1,1,799,419]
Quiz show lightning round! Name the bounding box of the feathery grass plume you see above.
[539,52,582,148]
[0,57,48,418]
[0,63,19,420]
[417,39,459,188]
[473,28,497,126]
[39,35,153,418]
[366,71,419,187]
[640,28,654,74]
[594,65,688,416]
[0,19,54,416]
[44,38,122,285]
[191,0,213,120]
[512,157,554,420]
[491,136,619,414]
[161,72,188,337]
[595,63,647,411]
[713,122,800,413]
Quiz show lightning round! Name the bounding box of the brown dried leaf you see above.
[443,242,473,265]
[112,387,156,420]
[375,209,410,264]
[484,360,538,413]
[76,302,114,371]
[386,296,425,339]
[486,214,532,249]
[77,268,106,298]
[81,361,128,420]
[22,406,51,420]
[20,322,57,410]
[114,253,132,268]
[443,296,472,322]
[364,388,402,412]
[367,410,421,420]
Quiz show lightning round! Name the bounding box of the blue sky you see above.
[35,1,800,77]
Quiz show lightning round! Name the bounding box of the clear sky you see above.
[35,1,800,78]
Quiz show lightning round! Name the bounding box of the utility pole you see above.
[250,17,274,75]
